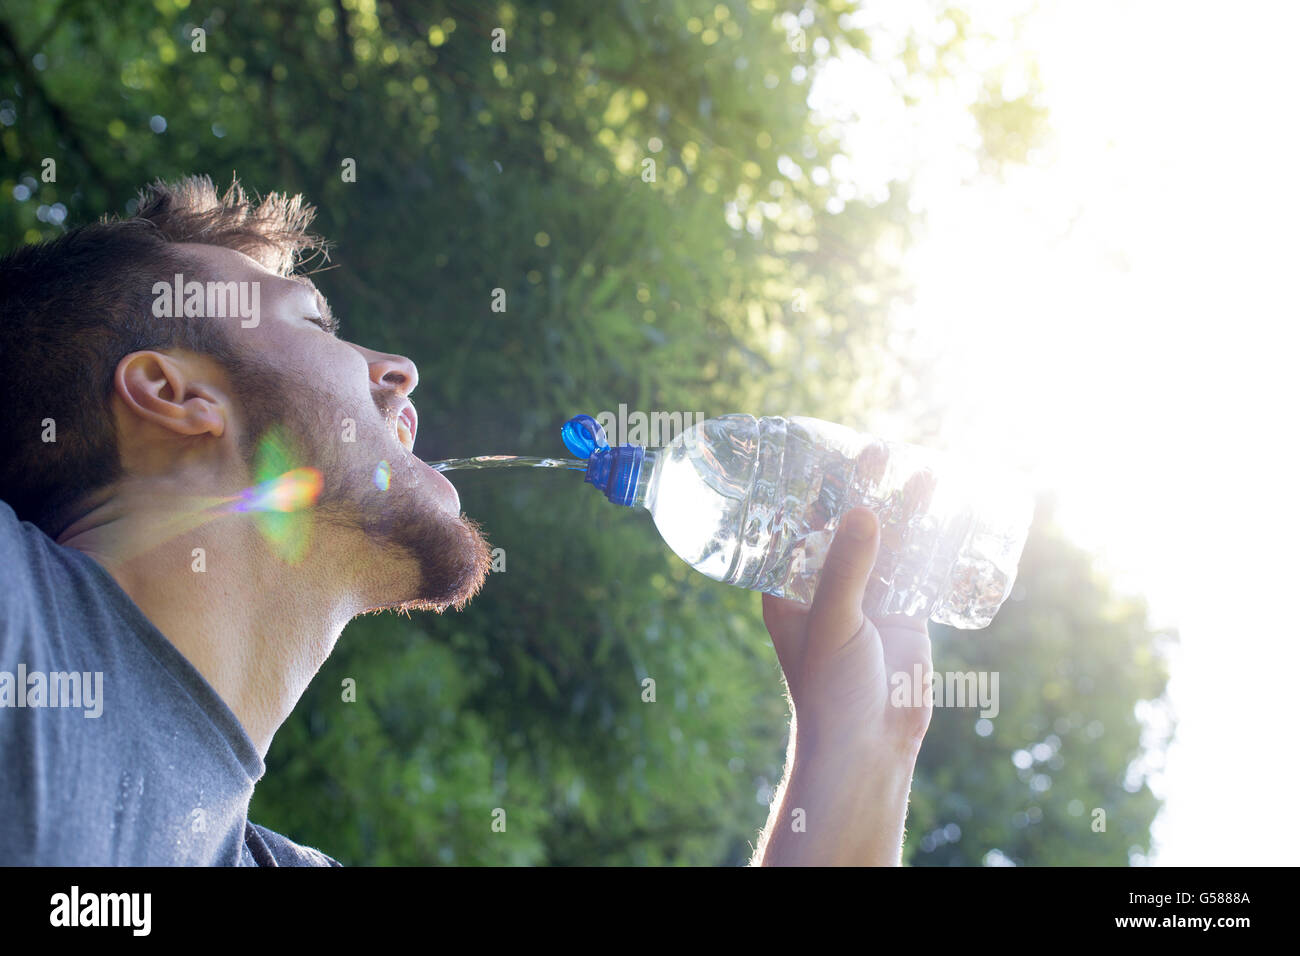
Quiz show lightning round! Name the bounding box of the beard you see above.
[228,356,493,614]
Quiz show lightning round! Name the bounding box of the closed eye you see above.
[305,314,339,335]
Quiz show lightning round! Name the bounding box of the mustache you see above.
[372,389,405,426]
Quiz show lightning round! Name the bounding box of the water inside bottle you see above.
[648,416,1031,627]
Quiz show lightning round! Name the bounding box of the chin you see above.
[394,510,494,614]
[347,473,494,615]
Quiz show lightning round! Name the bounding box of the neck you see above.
[57,485,386,757]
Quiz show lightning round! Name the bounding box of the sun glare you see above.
[813,0,1300,864]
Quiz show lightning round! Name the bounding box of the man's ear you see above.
[114,350,227,438]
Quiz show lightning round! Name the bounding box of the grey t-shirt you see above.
[0,500,339,866]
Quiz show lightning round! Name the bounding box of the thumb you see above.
[807,507,881,658]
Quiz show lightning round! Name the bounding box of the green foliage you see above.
[1,0,1170,865]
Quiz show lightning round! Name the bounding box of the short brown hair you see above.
[0,175,327,536]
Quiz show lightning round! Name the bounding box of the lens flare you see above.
[231,467,324,513]
[373,460,391,491]
[236,427,322,564]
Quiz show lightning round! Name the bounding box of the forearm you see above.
[751,723,919,866]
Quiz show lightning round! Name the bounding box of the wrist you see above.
[790,742,917,809]
[760,744,918,867]
[792,708,926,771]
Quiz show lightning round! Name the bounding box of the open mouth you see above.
[393,403,418,452]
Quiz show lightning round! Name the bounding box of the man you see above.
[0,176,932,865]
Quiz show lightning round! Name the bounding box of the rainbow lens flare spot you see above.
[234,467,324,513]
[373,460,391,491]
[239,428,321,565]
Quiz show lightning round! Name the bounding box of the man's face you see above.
[176,243,492,612]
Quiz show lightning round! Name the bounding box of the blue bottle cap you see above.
[561,413,644,508]
[561,414,608,458]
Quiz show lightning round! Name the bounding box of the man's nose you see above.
[351,344,419,398]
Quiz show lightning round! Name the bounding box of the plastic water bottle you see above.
[561,413,1034,629]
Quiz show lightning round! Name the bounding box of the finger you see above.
[876,613,934,742]
[807,507,881,659]
[876,612,932,681]
[762,591,809,685]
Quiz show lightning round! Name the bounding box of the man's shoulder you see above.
[0,497,39,570]
[245,822,342,867]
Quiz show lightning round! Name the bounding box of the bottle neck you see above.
[629,449,659,510]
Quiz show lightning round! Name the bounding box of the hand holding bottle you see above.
[752,506,933,865]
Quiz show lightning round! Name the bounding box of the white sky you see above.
[814,0,1299,864]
